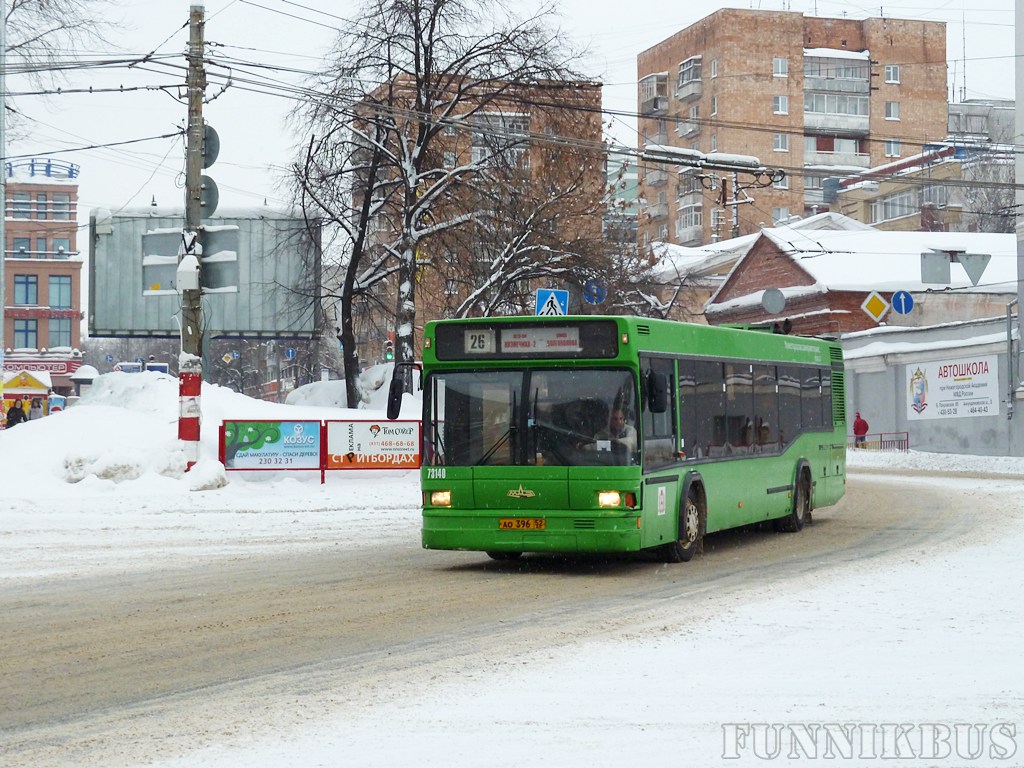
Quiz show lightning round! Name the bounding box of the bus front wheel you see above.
[486,551,523,561]
[661,488,704,563]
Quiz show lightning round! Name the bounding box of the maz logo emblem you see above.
[507,485,536,499]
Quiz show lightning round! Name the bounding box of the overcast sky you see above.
[5,0,1013,226]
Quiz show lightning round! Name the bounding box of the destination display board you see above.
[434,320,618,361]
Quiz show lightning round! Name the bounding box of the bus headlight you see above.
[598,491,637,508]
[429,490,452,507]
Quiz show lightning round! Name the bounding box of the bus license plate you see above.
[499,518,546,531]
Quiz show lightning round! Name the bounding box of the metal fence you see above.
[848,431,910,452]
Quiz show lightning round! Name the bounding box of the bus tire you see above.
[776,468,811,533]
[661,487,704,563]
[486,551,522,561]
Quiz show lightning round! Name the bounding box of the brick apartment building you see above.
[636,9,947,249]
[348,78,605,364]
[2,158,84,415]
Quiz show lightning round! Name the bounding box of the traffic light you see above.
[384,339,394,361]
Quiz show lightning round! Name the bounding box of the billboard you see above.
[89,208,321,338]
[905,355,1000,420]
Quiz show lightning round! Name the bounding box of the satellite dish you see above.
[761,288,786,314]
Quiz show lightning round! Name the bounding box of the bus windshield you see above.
[424,368,640,467]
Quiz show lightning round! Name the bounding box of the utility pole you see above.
[177,3,207,468]
[1,11,7,403]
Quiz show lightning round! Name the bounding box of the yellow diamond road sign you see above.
[221,353,233,364]
[861,291,890,322]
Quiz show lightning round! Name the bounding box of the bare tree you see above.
[291,0,591,406]
[4,0,115,133]
[958,153,1016,234]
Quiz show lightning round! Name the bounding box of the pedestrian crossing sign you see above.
[535,288,569,316]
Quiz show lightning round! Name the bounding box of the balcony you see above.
[803,112,870,136]
[804,150,870,168]
[646,169,669,187]
[675,79,702,102]
[675,224,702,245]
[646,203,669,220]
[677,120,701,137]
[803,76,869,94]
[641,95,668,116]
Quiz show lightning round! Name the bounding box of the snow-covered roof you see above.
[650,212,875,281]
[760,229,1016,293]
[803,47,870,60]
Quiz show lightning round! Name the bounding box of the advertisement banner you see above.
[905,355,1000,421]
[326,420,421,469]
[223,420,322,469]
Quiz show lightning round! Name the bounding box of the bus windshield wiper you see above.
[475,428,512,466]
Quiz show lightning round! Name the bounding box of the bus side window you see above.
[640,356,677,469]
[678,358,697,459]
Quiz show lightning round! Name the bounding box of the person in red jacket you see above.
[853,411,869,446]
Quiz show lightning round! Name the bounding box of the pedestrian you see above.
[28,399,44,420]
[5,400,27,428]
[853,411,869,447]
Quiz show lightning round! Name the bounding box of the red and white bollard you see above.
[178,364,202,471]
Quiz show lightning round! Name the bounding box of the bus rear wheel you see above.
[661,488,703,563]
[776,470,811,532]
[486,551,523,561]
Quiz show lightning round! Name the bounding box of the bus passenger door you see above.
[639,355,680,549]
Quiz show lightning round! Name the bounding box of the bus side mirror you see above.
[386,376,405,420]
[647,371,669,414]
[386,362,422,420]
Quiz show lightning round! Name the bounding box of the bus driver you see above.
[595,407,637,452]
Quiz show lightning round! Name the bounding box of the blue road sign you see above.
[232,350,240,360]
[105,354,114,363]
[583,279,608,305]
[891,290,915,315]
[284,347,297,361]
[536,288,569,316]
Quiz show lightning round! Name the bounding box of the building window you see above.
[53,237,71,257]
[885,101,900,120]
[773,57,788,77]
[443,151,456,168]
[471,112,530,168]
[710,133,717,151]
[15,274,38,304]
[711,95,718,116]
[677,56,702,87]
[710,58,718,78]
[884,64,900,83]
[870,189,917,223]
[35,193,47,220]
[773,175,789,190]
[36,238,47,255]
[49,318,72,348]
[12,192,30,219]
[805,175,823,190]
[772,207,790,224]
[12,237,31,255]
[14,319,38,349]
[49,275,72,308]
[773,133,789,152]
[710,208,725,229]
[804,92,869,116]
[52,194,72,220]
[884,139,901,157]
[773,95,788,115]
[444,278,458,296]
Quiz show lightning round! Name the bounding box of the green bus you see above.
[389,315,846,563]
